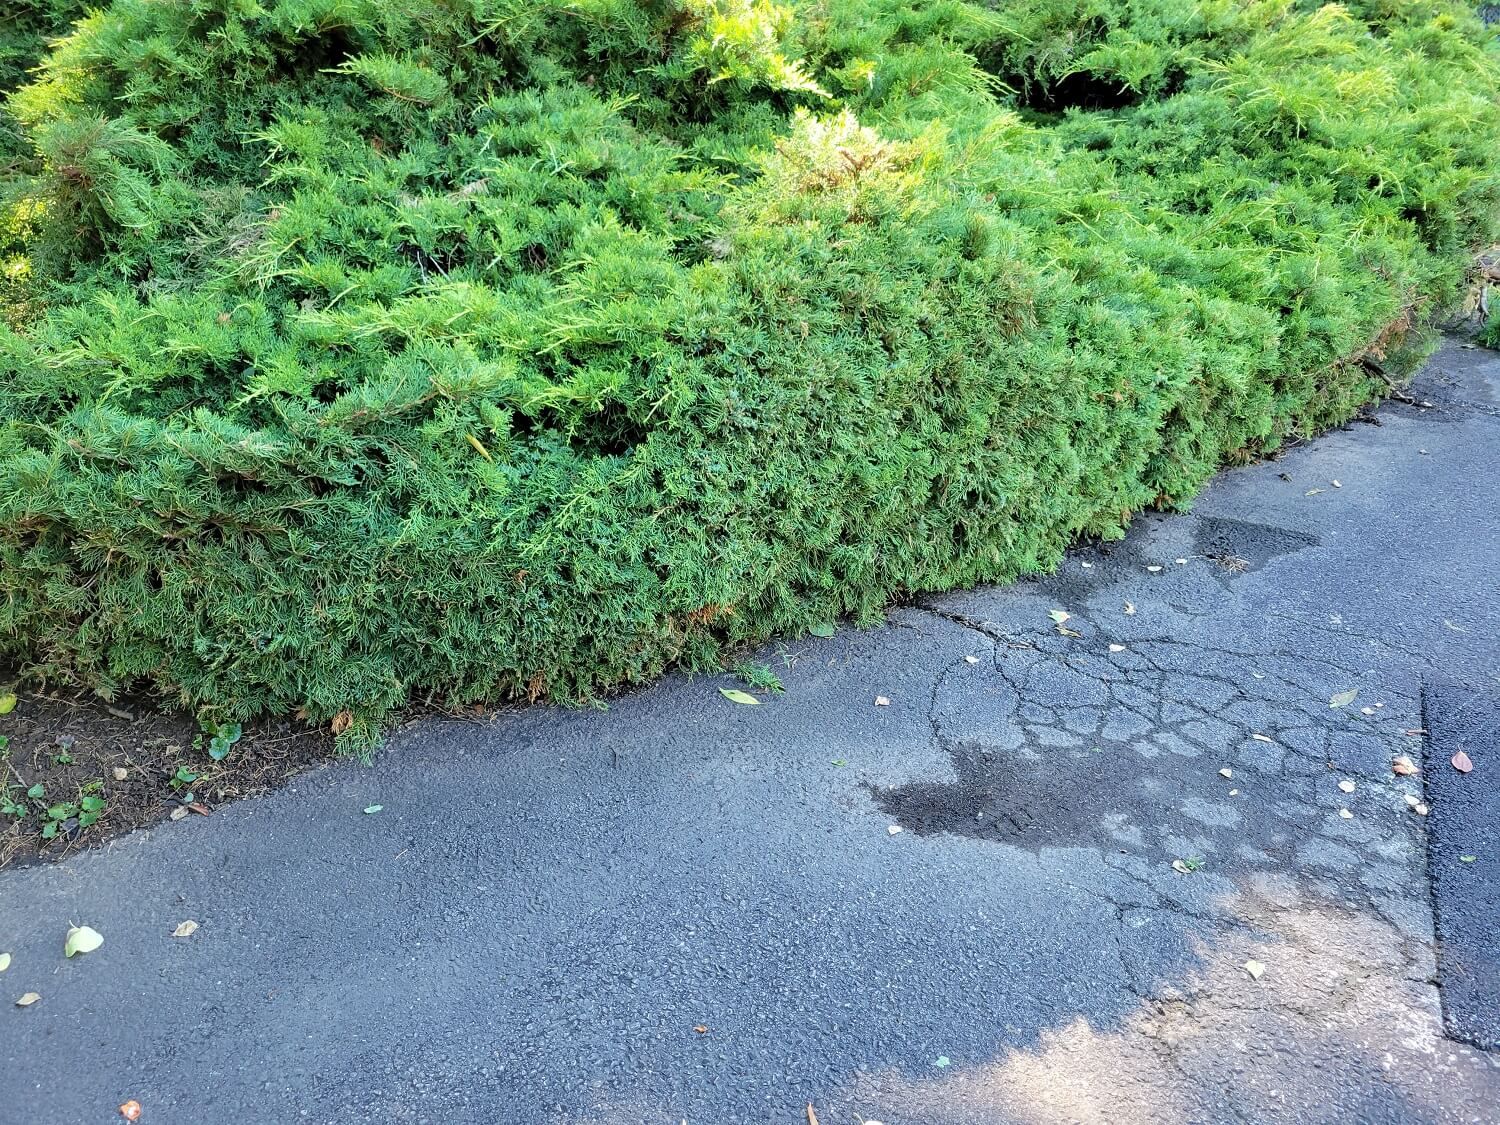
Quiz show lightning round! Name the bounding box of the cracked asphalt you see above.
[3,338,1500,1124]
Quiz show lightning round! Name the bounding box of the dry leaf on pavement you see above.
[172,920,199,938]
[1452,750,1473,773]
[15,992,39,1007]
[64,925,104,958]
[119,1101,142,1122]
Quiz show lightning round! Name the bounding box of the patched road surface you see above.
[3,340,1500,1123]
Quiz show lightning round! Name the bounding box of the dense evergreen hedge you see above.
[1,0,1496,748]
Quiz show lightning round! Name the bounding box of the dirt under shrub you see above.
[0,681,330,868]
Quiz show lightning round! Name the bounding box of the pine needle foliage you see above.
[0,0,1497,750]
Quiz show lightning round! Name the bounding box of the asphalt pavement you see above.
[2,338,1499,1124]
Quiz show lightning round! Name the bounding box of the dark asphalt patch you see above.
[1190,515,1319,575]
[1424,678,1500,1049]
[867,737,1303,870]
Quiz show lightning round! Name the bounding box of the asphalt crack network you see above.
[895,564,1500,1110]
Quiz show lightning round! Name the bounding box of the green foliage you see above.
[1,776,107,835]
[197,718,243,761]
[0,0,1496,751]
[734,661,785,693]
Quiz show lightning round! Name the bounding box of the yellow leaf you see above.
[465,433,493,462]
[64,925,104,958]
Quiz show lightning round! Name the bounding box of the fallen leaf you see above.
[112,767,129,781]
[1405,794,1421,808]
[1452,750,1473,774]
[0,692,15,715]
[1175,558,1187,565]
[119,1102,142,1122]
[363,804,383,815]
[806,1103,820,1125]
[1228,788,1239,796]
[1338,808,1354,820]
[1057,625,1082,638]
[1403,728,1427,737]
[1415,802,1430,816]
[1305,488,1324,496]
[64,925,104,958]
[693,1025,708,1034]
[1171,859,1193,875]
[330,710,354,735]
[831,759,846,767]
[172,920,198,938]
[187,802,211,816]
[1219,768,1233,779]
[1329,689,1359,708]
[1460,855,1477,863]
[1252,733,1274,744]
[874,696,890,707]
[16,992,39,1007]
[0,953,8,972]
[719,689,760,706]
[964,655,980,664]
[887,825,902,835]
[934,1056,951,1069]
[1123,602,1136,615]
[1392,756,1417,776]
[1048,610,1071,625]
[1361,706,1375,715]
[1108,644,1126,653]
[1243,960,1266,981]
[1146,565,1162,573]
[1331,480,1342,488]
[169,806,189,821]
[809,623,835,638]
[1080,561,1093,569]
[1338,779,1355,793]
